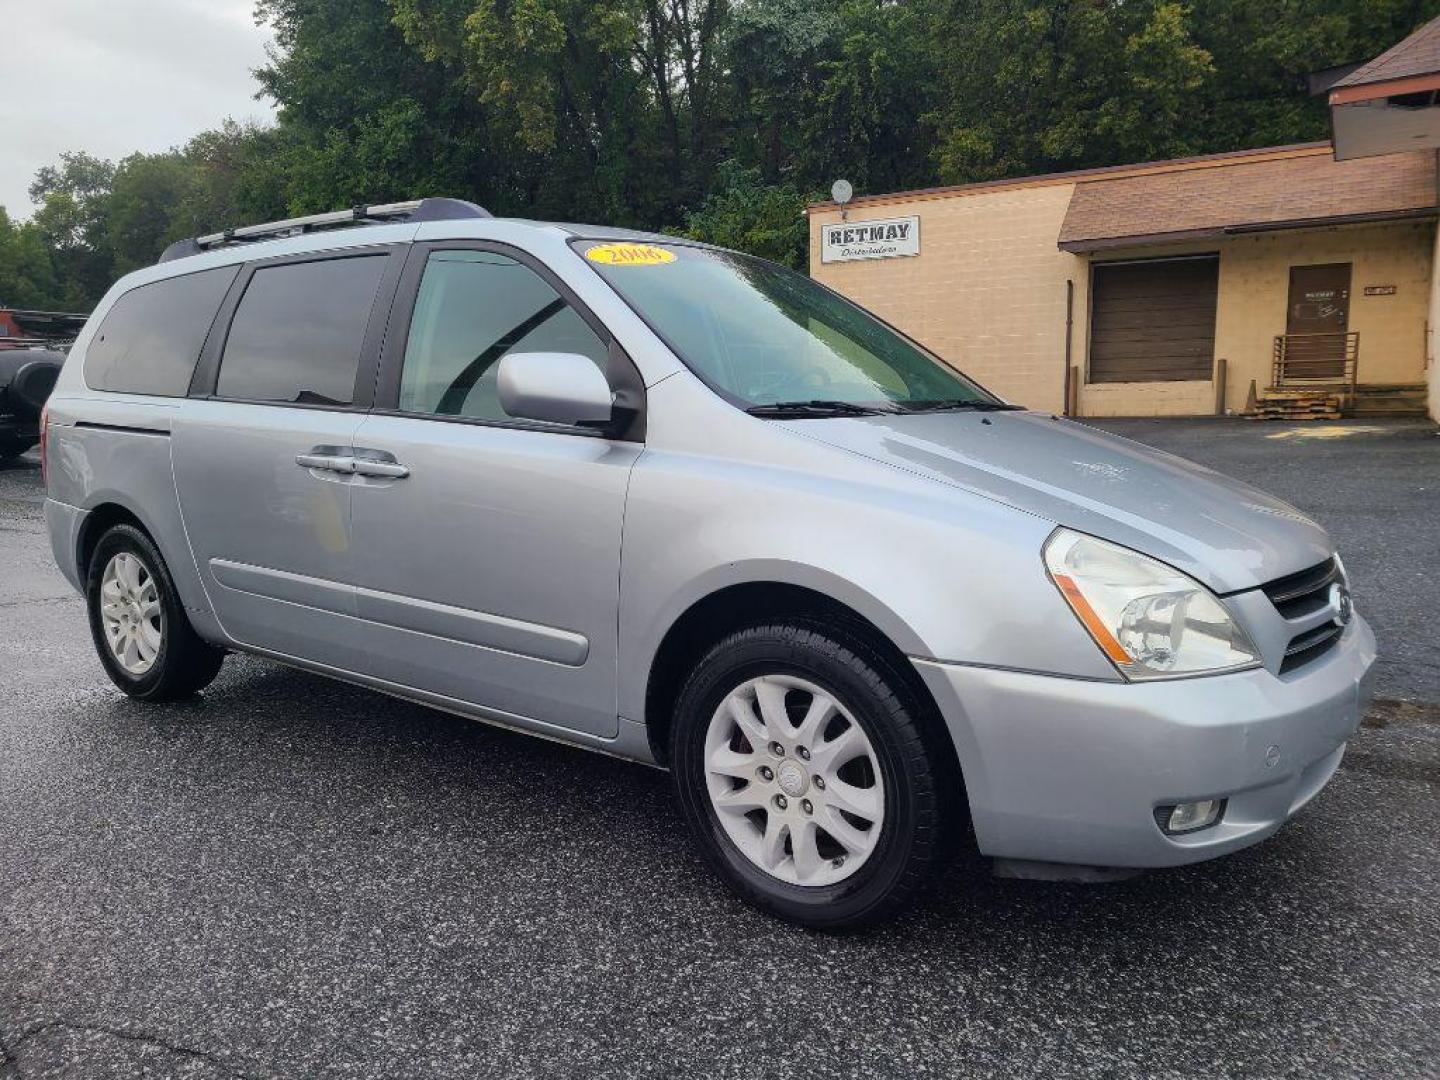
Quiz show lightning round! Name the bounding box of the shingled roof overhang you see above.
[1328,16,1440,160]
[1330,15,1440,104]
[1057,149,1437,253]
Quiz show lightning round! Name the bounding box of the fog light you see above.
[1156,799,1225,835]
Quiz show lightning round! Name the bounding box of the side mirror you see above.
[497,352,613,428]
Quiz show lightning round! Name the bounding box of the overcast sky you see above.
[0,0,275,219]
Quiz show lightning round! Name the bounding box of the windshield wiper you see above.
[746,399,894,418]
[895,399,1024,413]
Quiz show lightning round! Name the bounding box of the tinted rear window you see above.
[216,255,387,405]
[84,266,239,396]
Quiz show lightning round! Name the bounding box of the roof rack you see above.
[157,197,493,264]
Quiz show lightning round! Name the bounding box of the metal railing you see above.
[1272,331,1359,400]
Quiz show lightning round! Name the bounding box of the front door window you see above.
[397,250,609,423]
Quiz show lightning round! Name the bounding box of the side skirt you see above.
[220,641,661,769]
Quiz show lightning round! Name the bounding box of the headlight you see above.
[1043,528,1261,680]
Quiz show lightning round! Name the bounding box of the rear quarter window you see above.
[84,265,240,396]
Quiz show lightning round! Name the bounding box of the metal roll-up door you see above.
[1088,256,1218,383]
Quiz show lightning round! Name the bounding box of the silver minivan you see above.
[43,199,1376,928]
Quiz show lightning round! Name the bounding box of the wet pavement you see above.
[1,419,1437,1079]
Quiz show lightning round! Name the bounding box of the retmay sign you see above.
[821,216,920,263]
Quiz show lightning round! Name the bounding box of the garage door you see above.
[1088,257,1218,383]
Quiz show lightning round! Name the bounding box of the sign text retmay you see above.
[821,216,920,264]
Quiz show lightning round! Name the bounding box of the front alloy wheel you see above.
[704,674,885,887]
[672,621,946,929]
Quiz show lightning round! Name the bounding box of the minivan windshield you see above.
[577,240,1003,414]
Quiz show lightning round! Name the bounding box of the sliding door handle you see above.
[295,452,356,474]
[351,448,410,479]
[352,459,409,479]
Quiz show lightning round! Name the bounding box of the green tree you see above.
[725,0,938,197]
[13,0,1440,308]
[176,120,294,235]
[257,0,507,214]
[104,152,195,276]
[1188,0,1440,148]
[926,0,1440,184]
[928,0,1217,183]
[802,0,941,194]
[28,151,116,248]
[27,151,118,307]
[390,0,730,224]
[680,161,813,268]
[4,123,297,309]
[728,0,844,179]
[0,208,61,309]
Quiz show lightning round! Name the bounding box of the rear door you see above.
[173,246,405,669]
[346,242,642,737]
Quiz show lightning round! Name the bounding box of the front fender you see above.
[616,426,1120,728]
[626,556,930,723]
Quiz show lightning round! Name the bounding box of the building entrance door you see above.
[1284,263,1352,379]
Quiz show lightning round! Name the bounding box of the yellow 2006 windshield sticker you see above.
[585,242,676,266]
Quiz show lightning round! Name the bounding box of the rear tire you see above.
[85,524,225,701]
[671,621,945,930]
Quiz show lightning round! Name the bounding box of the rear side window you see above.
[84,265,239,396]
[397,250,608,422]
[216,255,387,405]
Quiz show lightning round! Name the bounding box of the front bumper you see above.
[914,614,1377,869]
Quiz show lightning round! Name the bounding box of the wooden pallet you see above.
[1244,389,1343,421]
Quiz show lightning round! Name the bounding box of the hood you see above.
[783,411,1332,594]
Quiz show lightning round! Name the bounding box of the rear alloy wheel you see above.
[673,622,945,929]
[85,524,225,701]
[99,551,164,676]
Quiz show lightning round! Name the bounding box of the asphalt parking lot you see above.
[1,417,1437,1079]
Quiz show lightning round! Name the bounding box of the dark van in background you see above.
[0,308,86,460]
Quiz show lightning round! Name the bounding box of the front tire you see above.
[672,622,945,930]
[85,524,225,701]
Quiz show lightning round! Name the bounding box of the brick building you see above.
[808,18,1440,421]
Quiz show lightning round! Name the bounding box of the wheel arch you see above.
[76,498,157,581]
[640,577,961,800]
[72,492,221,645]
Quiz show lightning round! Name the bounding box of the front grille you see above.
[1280,622,1343,672]
[1262,557,1344,673]
[1262,557,1340,619]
